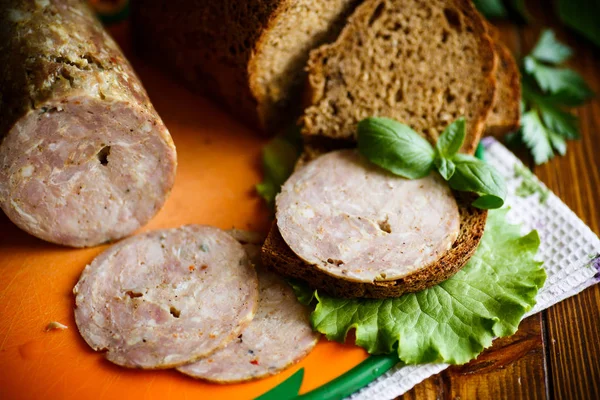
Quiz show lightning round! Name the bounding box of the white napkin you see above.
[350,138,600,400]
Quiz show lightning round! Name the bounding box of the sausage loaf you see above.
[73,225,259,369]
[0,0,177,247]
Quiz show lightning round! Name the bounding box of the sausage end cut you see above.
[0,0,176,247]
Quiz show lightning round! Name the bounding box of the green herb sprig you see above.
[515,30,595,164]
[357,117,506,209]
[255,126,302,209]
[472,0,530,21]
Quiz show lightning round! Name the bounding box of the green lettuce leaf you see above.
[300,209,546,365]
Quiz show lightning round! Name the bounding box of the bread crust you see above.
[485,34,521,137]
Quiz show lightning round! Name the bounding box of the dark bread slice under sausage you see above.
[261,148,487,298]
[262,196,486,298]
[0,0,176,247]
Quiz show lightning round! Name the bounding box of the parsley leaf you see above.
[530,30,573,63]
[537,100,579,139]
[520,109,554,164]
[472,0,507,19]
[524,57,594,105]
[515,30,593,164]
[472,0,530,21]
[557,0,600,49]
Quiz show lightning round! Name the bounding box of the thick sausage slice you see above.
[178,230,319,382]
[73,225,259,369]
[276,149,460,283]
[0,0,176,247]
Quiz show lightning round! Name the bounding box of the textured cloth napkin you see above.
[351,139,600,400]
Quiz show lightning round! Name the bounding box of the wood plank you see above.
[400,316,548,400]
[518,2,600,399]
[399,375,443,400]
[443,315,548,400]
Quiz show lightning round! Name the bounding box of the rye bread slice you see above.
[485,26,521,138]
[262,192,487,298]
[301,0,497,155]
[132,0,360,133]
[261,147,488,298]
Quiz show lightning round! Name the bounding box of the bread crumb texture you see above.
[302,0,497,154]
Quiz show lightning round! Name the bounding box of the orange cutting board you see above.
[0,23,368,400]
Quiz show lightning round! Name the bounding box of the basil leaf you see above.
[357,117,435,179]
[448,155,506,209]
[531,30,573,64]
[436,117,466,159]
[435,157,455,181]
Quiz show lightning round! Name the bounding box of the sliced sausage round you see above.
[0,0,176,247]
[73,225,259,369]
[178,231,319,382]
[276,149,460,283]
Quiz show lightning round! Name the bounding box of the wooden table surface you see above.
[402,3,600,399]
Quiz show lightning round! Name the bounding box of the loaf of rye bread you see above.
[132,0,519,141]
[131,0,361,133]
[301,0,498,155]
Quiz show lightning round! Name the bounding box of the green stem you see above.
[295,354,400,400]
